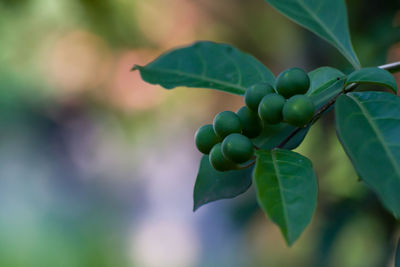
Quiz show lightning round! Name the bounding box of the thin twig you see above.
[379,61,400,73]
[276,127,303,149]
[237,160,256,170]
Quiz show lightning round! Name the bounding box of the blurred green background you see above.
[0,0,399,266]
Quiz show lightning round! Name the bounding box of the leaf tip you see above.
[192,201,202,212]
[282,230,300,247]
[193,203,198,212]
[131,64,142,71]
[285,236,295,247]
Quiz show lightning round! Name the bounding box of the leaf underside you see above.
[193,155,253,211]
[345,67,398,93]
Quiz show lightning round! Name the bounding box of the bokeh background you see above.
[1,0,400,266]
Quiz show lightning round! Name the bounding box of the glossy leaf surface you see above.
[335,92,400,218]
[254,149,318,245]
[134,41,275,95]
[308,67,345,95]
[264,0,360,69]
[309,77,345,110]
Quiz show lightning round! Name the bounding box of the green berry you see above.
[276,68,310,98]
[213,111,242,138]
[258,93,285,124]
[236,106,262,138]
[209,143,237,172]
[283,95,314,127]
[195,124,221,154]
[222,133,254,164]
[244,82,275,111]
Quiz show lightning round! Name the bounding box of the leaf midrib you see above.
[296,0,359,69]
[348,94,400,178]
[140,66,246,94]
[271,151,291,242]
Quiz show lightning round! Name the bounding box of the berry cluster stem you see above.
[237,160,256,169]
[277,61,400,149]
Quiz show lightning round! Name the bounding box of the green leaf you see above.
[264,0,360,69]
[309,76,346,110]
[253,123,309,150]
[307,67,346,110]
[335,91,400,218]
[308,67,345,95]
[345,67,398,93]
[133,41,275,95]
[193,155,253,211]
[254,149,318,245]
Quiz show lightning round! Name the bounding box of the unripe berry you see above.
[222,133,254,164]
[236,106,262,138]
[276,68,310,98]
[213,111,242,139]
[244,82,275,111]
[209,143,236,172]
[258,93,285,124]
[195,124,221,154]
[283,95,314,127]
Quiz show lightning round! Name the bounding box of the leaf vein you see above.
[296,0,358,68]
[143,67,246,93]
[348,94,400,179]
[271,151,291,241]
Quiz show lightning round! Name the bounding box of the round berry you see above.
[213,111,242,139]
[209,143,236,172]
[258,93,285,124]
[195,124,221,154]
[283,95,314,127]
[244,82,275,111]
[236,106,262,138]
[276,68,310,98]
[222,133,254,164]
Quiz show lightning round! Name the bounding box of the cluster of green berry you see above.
[195,67,314,172]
